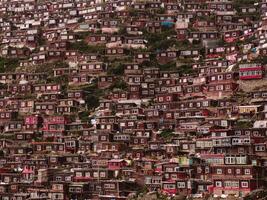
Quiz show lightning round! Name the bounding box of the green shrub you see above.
[160,129,174,138]
[0,57,19,73]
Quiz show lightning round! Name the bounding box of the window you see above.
[216,168,222,174]
[17,135,23,140]
[244,169,250,175]
[4,176,10,183]
[218,75,223,80]
[18,148,24,154]
[216,85,224,91]
[244,139,250,144]
[225,85,231,90]
[100,172,106,178]
[253,131,259,136]
[101,136,106,141]
[187,87,192,93]
[177,182,186,188]
[225,157,235,165]
[236,156,246,164]
[235,130,241,135]
[166,96,172,101]
[203,101,209,107]
[224,181,231,187]
[256,146,265,151]
[37,145,42,151]
[171,174,177,179]
[93,172,98,178]
[182,144,188,150]
[46,145,52,151]
[59,145,64,151]
[76,172,82,177]
[164,184,175,189]
[104,184,115,189]
[128,121,134,127]
[241,181,248,188]
[235,168,241,174]
[215,181,222,187]
[225,181,239,188]
[76,188,82,193]
[209,86,215,91]
[158,97,164,102]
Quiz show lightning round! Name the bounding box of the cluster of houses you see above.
[0,0,267,199]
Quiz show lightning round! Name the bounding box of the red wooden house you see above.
[33,84,61,94]
[210,164,266,197]
[42,116,68,137]
[31,142,65,153]
[98,75,115,89]
[239,63,264,80]
[79,62,107,74]
[108,159,128,170]
[35,101,57,115]
[25,115,43,130]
